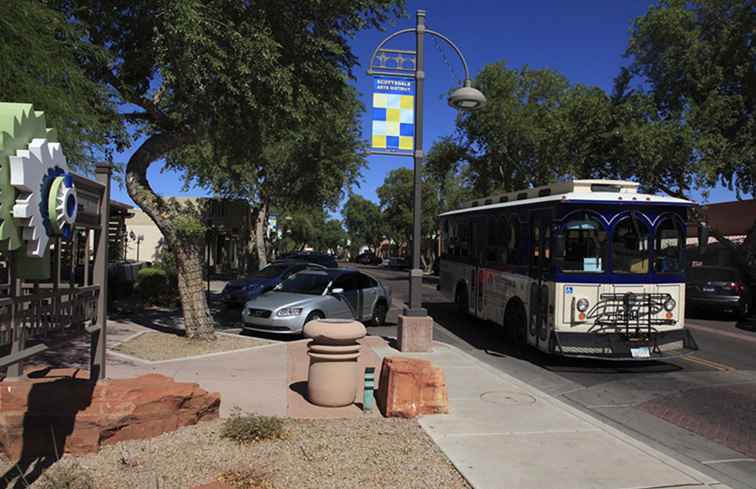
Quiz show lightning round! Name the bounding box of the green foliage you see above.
[376,168,438,247]
[136,267,168,303]
[275,208,345,254]
[343,195,385,252]
[619,0,755,196]
[0,0,124,171]
[221,412,285,444]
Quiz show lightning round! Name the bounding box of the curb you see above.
[107,331,284,365]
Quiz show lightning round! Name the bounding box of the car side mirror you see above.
[331,287,344,294]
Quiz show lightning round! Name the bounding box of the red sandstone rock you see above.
[376,357,448,418]
[0,368,220,460]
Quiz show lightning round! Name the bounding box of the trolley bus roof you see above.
[439,179,693,217]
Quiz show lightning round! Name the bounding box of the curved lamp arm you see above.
[368,28,473,83]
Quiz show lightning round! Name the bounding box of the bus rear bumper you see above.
[550,329,698,361]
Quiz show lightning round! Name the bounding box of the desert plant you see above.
[220,412,285,444]
[135,267,168,303]
[35,462,94,489]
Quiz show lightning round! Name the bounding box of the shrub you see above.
[220,412,285,444]
[135,267,168,303]
[36,462,94,489]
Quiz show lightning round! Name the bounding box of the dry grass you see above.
[6,417,470,489]
[112,332,272,361]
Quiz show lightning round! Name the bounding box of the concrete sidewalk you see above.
[371,340,730,489]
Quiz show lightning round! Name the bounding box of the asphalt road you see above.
[354,264,756,489]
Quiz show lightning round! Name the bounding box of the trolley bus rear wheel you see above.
[505,301,527,346]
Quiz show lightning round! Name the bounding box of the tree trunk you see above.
[254,199,269,270]
[126,132,216,340]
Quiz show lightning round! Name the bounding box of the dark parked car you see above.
[280,252,338,268]
[355,252,381,265]
[221,261,324,306]
[686,265,752,317]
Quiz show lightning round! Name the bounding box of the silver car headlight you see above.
[576,298,590,313]
[663,297,676,311]
[276,307,304,317]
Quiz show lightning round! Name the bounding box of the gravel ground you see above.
[2,417,470,489]
[112,332,272,361]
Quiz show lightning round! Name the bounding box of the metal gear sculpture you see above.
[0,103,78,259]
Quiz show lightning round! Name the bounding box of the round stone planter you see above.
[303,318,367,407]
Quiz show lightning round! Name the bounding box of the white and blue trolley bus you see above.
[438,179,698,360]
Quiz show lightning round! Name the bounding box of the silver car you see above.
[241,269,391,335]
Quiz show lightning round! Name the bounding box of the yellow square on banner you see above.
[372,135,386,148]
[373,93,388,108]
[386,108,400,122]
[400,95,414,109]
[399,136,413,150]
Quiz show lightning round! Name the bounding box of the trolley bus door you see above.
[529,210,552,347]
[470,217,486,317]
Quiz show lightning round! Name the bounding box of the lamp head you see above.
[448,79,486,111]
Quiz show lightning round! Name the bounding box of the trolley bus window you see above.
[612,214,650,274]
[560,212,607,273]
[654,217,684,273]
[506,216,519,266]
[485,214,510,265]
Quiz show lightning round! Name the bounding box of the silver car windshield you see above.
[276,273,331,295]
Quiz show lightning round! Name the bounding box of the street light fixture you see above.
[448,79,487,111]
[368,10,485,350]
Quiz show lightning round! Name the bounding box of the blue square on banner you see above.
[386,135,400,148]
[373,107,387,121]
[400,123,414,137]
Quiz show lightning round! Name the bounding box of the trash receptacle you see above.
[303,318,367,407]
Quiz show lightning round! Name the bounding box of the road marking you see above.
[701,458,756,465]
[681,355,736,372]
[686,322,756,344]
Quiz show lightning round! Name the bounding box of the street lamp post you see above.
[368,10,485,350]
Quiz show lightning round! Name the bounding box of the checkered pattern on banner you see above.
[371,76,415,152]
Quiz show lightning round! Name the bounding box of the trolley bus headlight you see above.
[664,297,676,312]
[576,298,590,313]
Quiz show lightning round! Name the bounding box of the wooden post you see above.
[5,252,22,379]
[90,163,112,381]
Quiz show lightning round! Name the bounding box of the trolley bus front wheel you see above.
[505,300,527,346]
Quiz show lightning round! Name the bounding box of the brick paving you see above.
[640,382,756,458]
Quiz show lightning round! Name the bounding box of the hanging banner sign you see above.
[370,76,415,155]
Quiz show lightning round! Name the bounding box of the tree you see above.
[376,167,438,267]
[1,0,124,170]
[618,0,754,198]
[343,194,384,254]
[57,0,403,339]
[182,86,367,270]
[456,62,575,194]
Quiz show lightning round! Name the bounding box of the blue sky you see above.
[109,0,738,210]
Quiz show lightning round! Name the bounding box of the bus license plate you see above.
[630,346,651,359]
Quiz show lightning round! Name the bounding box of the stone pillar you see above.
[397,314,433,352]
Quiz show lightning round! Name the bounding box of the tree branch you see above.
[104,69,168,125]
